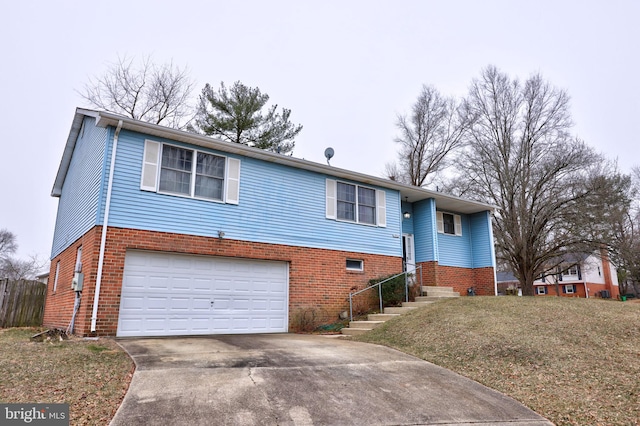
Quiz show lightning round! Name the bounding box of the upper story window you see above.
[557,264,581,282]
[436,211,462,236]
[563,265,579,277]
[326,179,386,227]
[141,140,240,204]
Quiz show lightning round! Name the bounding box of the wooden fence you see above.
[0,279,47,328]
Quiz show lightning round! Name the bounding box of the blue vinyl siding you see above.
[411,202,494,269]
[413,198,438,262]
[100,129,402,257]
[437,213,473,268]
[469,211,495,268]
[51,117,107,258]
[401,201,414,235]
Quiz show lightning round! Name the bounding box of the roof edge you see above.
[54,108,496,214]
[51,108,100,197]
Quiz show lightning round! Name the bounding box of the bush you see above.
[290,306,330,332]
[369,274,409,308]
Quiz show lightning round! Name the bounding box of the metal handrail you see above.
[348,265,422,322]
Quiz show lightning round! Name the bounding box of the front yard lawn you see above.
[0,328,133,425]
[356,296,640,426]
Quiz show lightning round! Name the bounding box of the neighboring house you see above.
[495,271,520,295]
[497,250,620,299]
[534,250,619,299]
[35,271,50,284]
[43,108,497,337]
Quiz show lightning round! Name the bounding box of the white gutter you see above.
[91,120,123,332]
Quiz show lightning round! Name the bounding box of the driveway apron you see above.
[110,334,553,426]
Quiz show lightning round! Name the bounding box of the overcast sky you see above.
[1,0,638,261]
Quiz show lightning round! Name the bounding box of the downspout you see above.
[91,120,123,332]
[583,262,589,299]
[488,211,498,296]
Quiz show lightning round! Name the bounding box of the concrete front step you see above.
[367,313,401,321]
[421,286,460,297]
[384,306,417,314]
[341,290,458,335]
[348,320,385,330]
[415,296,458,302]
[340,327,370,336]
[402,301,437,308]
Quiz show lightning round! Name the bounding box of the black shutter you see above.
[577,265,582,280]
[573,285,577,293]
[562,285,566,294]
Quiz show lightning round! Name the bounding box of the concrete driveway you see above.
[111,334,552,426]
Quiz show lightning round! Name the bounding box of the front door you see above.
[402,234,416,273]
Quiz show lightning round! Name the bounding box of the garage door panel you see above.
[231,317,250,331]
[117,251,288,337]
[145,318,168,332]
[232,298,251,310]
[213,279,232,292]
[234,280,251,292]
[193,278,213,291]
[190,318,210,331]
[171,277,191,291]
[120,296,145,311]
[149,257,170,269]
[123,274,147,290]
[147,297,169,311]
[169,297,191,311]
[148,276,170,290]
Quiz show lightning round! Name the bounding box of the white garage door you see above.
[117,251,289,337]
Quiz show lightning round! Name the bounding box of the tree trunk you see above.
[521,274,535,296]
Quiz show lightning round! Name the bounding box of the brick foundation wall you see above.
[43,227,102,333]
[417,261,495,296]
[43,226,402,336]
[536,282,619,299]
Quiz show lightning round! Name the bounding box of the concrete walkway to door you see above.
[111,334,553,426]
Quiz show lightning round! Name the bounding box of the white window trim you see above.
[564,284,575,294]
[562,265,579,277]
[75,246,83,273]
[346,259,364,271]
[436,211,463,236]
[52,261,60,293]
[326,179,386,227]
[141,140,240,204]
[536,286,546,295]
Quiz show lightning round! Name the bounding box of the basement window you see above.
[564,284,575,294]
[346,259,364,271]
[535,286,547,295]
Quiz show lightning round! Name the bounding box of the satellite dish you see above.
[324,147,334,165]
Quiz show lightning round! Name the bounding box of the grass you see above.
[0,328,134,425]
[355,296,640,426]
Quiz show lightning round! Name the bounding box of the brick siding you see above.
[44,226,402,336]
[417,261,495,296]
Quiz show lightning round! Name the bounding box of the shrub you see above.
[369,274,411,307]
[290,306,330,332]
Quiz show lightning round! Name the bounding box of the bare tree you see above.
[80,55,195,129]
[606,167,640,295]
[0,229,17,260]
[387,85,470,186]
[457,66,624,296]
[0,255,47,281]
